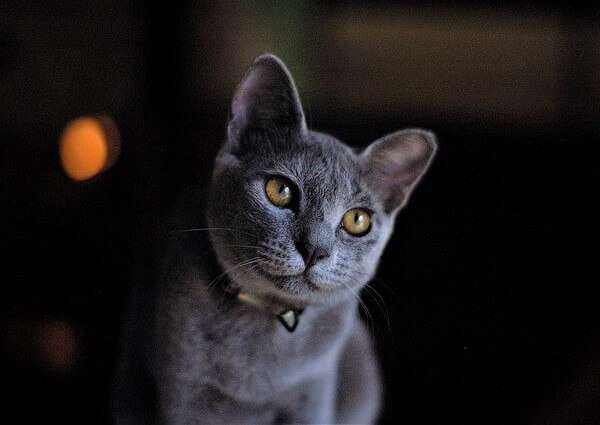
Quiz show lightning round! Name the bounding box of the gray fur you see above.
[113,54,436,424]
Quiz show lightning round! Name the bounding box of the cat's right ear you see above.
[222,54,306,160]
[361,129,437,214]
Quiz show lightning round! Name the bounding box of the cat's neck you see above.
[214,281,304,332]
[201,243,305,332]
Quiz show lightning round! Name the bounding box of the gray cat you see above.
[112,54,436,424]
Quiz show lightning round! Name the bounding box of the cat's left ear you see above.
[228,54,306,142]
[361,129,437,214]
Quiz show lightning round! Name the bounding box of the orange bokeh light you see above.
[59,116,120,181]
[37,320,77,372]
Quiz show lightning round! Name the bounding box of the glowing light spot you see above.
[37,320,77,372]
[60,116,120,181]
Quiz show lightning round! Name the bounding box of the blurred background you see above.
[1,1,598,423]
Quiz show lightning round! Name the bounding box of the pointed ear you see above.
[228,54,306,143]
[361,129,437,213]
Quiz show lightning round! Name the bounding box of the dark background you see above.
[1,1,598,423]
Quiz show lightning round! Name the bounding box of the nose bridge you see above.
[295,202,334,247]
[295,215,333,268]
[304,217,334,248]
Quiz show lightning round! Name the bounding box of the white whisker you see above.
[171,227,256,238]
[207,257,261,291]
[338,279,374,334]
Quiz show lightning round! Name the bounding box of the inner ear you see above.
[361,129,437,213]
[228,54,306,141]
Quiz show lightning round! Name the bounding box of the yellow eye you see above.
[265,177,293,207]
[342,208,371,236]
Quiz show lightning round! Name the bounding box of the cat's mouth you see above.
[254,265,325,292]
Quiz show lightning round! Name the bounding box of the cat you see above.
[112,53,436,424]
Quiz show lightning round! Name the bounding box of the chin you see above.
[238,266,352,307]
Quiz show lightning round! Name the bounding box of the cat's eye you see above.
[342,208,371,236]
[265,177,294,208]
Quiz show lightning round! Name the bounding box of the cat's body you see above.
[113,54,436,424]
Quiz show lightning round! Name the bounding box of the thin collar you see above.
[219,283,304,332]
[194,234,304,332]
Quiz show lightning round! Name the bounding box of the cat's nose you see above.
[296,241,330,270]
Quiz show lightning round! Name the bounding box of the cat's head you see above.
[206,54,436,307]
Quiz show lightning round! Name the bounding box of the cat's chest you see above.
[158,295,355,401]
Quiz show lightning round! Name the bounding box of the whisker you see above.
[172,227,236,233]
[346,266,400,299]
[341,274,387,337]
[216,244,261,250]
[225,260,261,304]
[171,227,256,238]
[338,279,375,334]
[220,262,263,306]
[208,259,258,286]
[207,257,261,291]
[362,282,390,322]
[363,283,393,340]
[346,266,418,339]
[338,266,400,340]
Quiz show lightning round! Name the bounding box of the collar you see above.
[220,283,304,332]
[194,234,304,332]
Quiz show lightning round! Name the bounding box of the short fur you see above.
[112,54,436,424]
